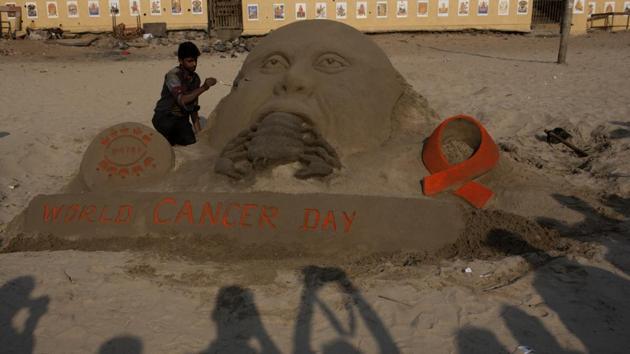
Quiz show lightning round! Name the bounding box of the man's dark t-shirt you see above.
[152,66,201,146]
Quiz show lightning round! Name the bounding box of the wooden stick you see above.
[545,129,588,157]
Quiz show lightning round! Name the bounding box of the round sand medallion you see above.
[80,122,174,190]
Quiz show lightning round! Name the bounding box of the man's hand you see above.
[202,77,218,90]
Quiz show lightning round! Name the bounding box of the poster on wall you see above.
[417,0,428,17]
[295,3,306,19]
[191,0,203,14]
[397,1,408,17]
[150,0,161,15]
[587,1,596,16]
[129,0,141,16]
[246,4,258,20]
[573,0,584,13]
[603,1,615,11]
[109,0,120,16]
[623,1,630,13]
[437,0,449,16]
[478,0,489,15]
[67,0,79,17]
[273,3,285,20]
[25,2,37,18]
[498,0,509,15]
[376,1,387,17]
[88,0,101,17]
[5,2,17,19]
[171,0,182,15]
[516,0,528,15]
[336,2,347,19]
[315,2,327,18]
[458,0,470,15]
[46,1,58,18]
[356,1,367,18]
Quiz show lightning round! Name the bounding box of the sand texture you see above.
[1,30,630,353]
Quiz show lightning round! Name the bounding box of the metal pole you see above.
[557,0,574,64]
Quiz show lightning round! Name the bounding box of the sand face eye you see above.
[260,54,290,73]
[314,53,349,74]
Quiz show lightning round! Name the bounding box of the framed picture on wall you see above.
[172,0,183,15]
[191,0,203,14]
[516,0,528,15]
[356,1,367,19]
[336,2,347,19]
[247,4,258,20]
[624,1,630,13]
[458,0,470,15]
[149,0,161,15]
[587,1,596,16]
[295,3,307,19]
[397,0,408,17]
[477,0,489,15]
[603,1,615,12]
[273,3,285,20]
[417,0,429,17]
[498,0,509,15]
[46,1,58,18]
[109,0,120,16]
[376,1,387,18]
[129,0,141,16]
[88,0,101,17]
[437,0,449,16]
[5,2,17,19]
[315,2,327,18]
[25,2,38,18]
[573,0,584,13]
[67,0,79,17]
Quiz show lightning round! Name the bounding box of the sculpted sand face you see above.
[210,20,405,179]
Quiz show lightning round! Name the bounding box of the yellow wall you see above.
[586,0,630,32]
[241,0,534,34]
[2,0,626,34]
[2,0,207,32]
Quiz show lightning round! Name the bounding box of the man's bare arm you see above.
[179,77,217,105]
[191,112,202,133]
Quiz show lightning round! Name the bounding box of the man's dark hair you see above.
[178,41,201,60]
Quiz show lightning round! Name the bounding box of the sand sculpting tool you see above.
[422,114,500,208]
[544,128,588,157]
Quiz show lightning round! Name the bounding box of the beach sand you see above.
[0,31,629,353]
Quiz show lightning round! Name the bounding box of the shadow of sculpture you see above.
[98,335,143,354]
[200,285,281,354]
[457,229,630,354]
[293,266,400,354]
[0,276,49,354]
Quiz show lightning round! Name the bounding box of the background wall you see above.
[2,0,626,34]
[2,0,207,32]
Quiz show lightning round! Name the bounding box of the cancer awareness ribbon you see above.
[421,114,500,208]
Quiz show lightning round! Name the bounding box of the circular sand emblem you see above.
[80,122,174,190]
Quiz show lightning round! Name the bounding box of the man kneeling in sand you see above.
[152,41,217,146]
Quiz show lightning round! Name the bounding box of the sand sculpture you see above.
[210,20,405,180]
[8,19,579,260]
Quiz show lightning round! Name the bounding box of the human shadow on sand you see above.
[200,285,281,354]
[609,121,630,140]
[200,266,399,354]
[457,228,630,354]
[537,193,630,274]
[293,266,400,354]
[0,276,49,354]
[98,335,143,354]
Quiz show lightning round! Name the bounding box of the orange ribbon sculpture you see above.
[422,114,500,208]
